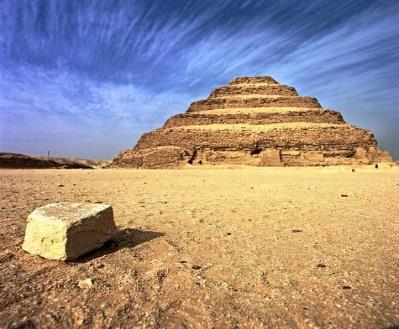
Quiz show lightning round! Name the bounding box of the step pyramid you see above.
[111,76,392,168]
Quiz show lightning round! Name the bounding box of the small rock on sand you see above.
[192,265,202,270]
[22,202,117,260]
[78,278,94,289]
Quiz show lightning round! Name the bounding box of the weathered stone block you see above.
[261,149,281,166]
[302,152,324,162]
[22,202,117,260]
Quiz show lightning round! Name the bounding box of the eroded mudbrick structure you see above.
[112,76,392,168]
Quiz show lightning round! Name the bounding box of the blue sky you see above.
[0,0,398,160]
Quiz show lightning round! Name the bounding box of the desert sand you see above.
[0,166,398,328]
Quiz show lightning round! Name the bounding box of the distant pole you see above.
[48,151,50,161]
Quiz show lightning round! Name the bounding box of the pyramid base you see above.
[112,146,392,169]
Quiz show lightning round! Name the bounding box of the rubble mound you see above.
[0,153,94,169]
[111,76,392,168]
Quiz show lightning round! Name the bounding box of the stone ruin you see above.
[111,76,392,168]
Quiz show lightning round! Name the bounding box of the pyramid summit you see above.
[111,76,392,168]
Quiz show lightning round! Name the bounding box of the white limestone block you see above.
[22,202,117,260]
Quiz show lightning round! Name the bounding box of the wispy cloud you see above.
[0,65,193,158]
[0,0,398,158]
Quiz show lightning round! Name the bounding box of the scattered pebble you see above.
[57,184,64,187]
[192,265,202,270]
[341,194,348,197]
[260,272,269,285]
[292,229,303,233]
[9,318,35,329]
[78,278,93,289]
[342,285,352,290]
[33,299,42,306]
[317,263,326,268]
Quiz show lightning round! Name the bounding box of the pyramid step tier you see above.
[188,96,321,112]
[112,123,387,168]
[164,109,344,127]
[195,107,331,114]
[229,76,278,85]
[113,147,386,168]
[134,123,376,152]
[209,85,298,98]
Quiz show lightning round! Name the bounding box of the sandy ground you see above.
[0,167,398,329]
